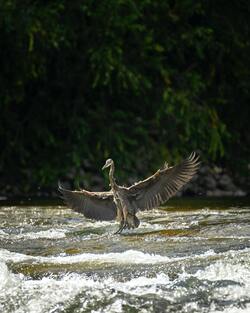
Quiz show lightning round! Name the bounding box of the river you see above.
[0,197,250,313]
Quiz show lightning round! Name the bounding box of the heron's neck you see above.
[109,162,116,189]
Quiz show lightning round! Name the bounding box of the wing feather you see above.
[128,152,200,211]
[58,182,117,221]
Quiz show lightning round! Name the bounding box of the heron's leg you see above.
[123,218,132,229]
[126,223,131,230]
[120,209,135,230]
[114,204,125,234]
[114,222,126,234]
[114,216,137,234]
[122,206,129,227]
[114,205,134,234]
[114,217,127,234]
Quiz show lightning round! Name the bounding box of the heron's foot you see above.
[114,217,139,234]
[126,214,140,229]
[125,221,133,229]
[114,221,125,234]
[114,221,131,234]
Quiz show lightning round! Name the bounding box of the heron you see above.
[59,152,200,234]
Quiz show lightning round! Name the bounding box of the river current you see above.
[0,198,250,313]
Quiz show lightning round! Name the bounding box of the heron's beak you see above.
[102,163,108,170]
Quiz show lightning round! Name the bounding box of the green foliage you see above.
[0,0,249,190]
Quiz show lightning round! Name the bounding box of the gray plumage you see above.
[59,152,200,233]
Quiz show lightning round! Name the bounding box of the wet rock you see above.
[1,161,248,198]
[199,165,210,175]
[13,187,22,196]
[219,174,231,185]
[204,176,217,190]
[207,189,234,197]
[213,166,223,174]
[234,189,247,197]
[206,190,215,196]
[218,174,236,191]
[5,185,11,191]
[183,183,204,196]
[214,173,221,181]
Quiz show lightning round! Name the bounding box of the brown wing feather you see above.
[58,182,117,221]
[127,152,200,211]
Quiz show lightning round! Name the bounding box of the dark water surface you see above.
[0,198,250,313]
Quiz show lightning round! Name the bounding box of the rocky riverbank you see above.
[180,165,248,197]
[0,164,248,200]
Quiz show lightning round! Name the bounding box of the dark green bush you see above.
[0,0,249,190]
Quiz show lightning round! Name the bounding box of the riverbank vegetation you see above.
[0,1,249,195]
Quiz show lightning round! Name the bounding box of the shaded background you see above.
[0,0,249,195]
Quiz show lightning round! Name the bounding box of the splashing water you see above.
[0,197,250,313]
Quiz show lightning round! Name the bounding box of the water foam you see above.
[0,261,11,290]
[82,220,116,228]
[212,307,250,313]
[0,248,217,265]
[0,266,172,313]
[3,247,250,268]
[0,229,67,240]
[1,265,249,313]
[113,273,170,297]
[0,271,103,313]
[194,260,250,304]
[1,250,250,313]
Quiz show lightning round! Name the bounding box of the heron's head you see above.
[102,158,113,170]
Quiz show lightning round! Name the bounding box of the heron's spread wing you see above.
[58,183,117,221]
[128,152,200,211]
